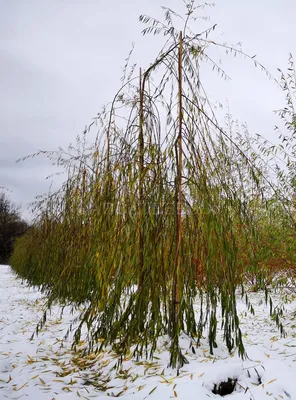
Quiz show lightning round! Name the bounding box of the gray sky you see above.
[1,0,295,220]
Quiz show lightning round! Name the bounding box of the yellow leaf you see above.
[39,377,46,385]
[174,390,178,397]
[268,379,277,384]
[16,382,28,391]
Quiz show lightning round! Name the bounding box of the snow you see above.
[1,263,296,399]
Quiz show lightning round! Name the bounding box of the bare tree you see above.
[0,192,28,264]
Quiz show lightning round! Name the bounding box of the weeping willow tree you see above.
[11,1,291,369]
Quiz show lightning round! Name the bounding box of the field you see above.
[3,3,296,399]
[1,264,296,400]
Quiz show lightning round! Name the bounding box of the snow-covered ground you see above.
[1,264,296,400]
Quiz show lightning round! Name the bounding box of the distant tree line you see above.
[0,192,28,264]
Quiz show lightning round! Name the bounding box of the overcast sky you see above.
[1,0,295,219]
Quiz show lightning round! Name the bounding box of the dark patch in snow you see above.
[212,378,237,396]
